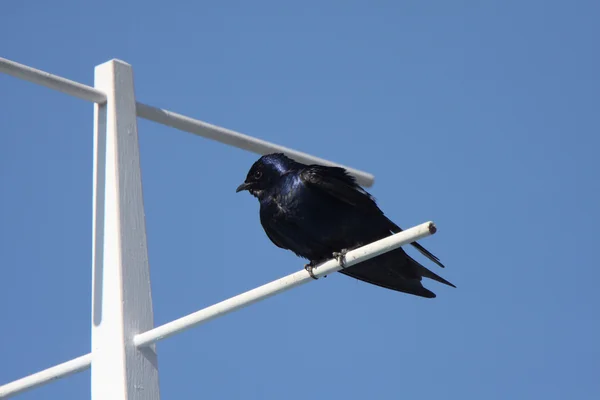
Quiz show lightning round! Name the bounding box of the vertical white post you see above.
[92,60,160,400]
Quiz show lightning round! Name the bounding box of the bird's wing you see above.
[260,207,332,259]
[299,165,446,268]
[299,165,379,209]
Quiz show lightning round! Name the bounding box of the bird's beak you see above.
[236,182,253,193]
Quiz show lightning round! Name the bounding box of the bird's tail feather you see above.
[335,251,454,298]
[339,268,437,298]
[338,258,437,298]
[408,256,456,288]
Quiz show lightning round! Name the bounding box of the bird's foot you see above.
[333,249,349,269]
[304,262,318,280]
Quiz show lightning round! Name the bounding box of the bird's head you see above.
[236,153,297,198]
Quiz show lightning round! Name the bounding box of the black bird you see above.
[236,153,455,298]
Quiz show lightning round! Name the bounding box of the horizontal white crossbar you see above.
[136,103,375,186]
[0,353,91,398]
[0,57,375,187]
[134,221,436,347]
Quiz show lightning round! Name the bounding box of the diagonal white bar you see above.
[0,57,107,103]
[136,103,375,187]
[134,221,437,348]
[0,223,436,399]
[92,60,160,400]
[0,354,92,399]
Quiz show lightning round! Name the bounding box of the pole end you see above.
[428,222,437,234]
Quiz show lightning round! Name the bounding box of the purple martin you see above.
[236,153,455,298]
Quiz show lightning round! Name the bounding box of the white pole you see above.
[134,221,436,347]
[92,60,160,400]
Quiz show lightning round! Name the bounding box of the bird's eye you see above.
[254,170,263,179]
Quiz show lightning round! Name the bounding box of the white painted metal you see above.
[0,57,374,187]
[134,221,436,347]
[92,60,160,400]
[0,57,107,103]
[0,354,92,398]
[136,103,375,187]
[0,56,401,399]
[0,222,435,398]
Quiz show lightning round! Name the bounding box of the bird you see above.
[236,153,455,298]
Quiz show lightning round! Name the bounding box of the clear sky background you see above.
[1,1,598,399]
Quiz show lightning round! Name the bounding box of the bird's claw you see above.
[305,263,318,280]
[333,249,349,269]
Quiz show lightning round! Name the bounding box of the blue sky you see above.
[1,1,599,399]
